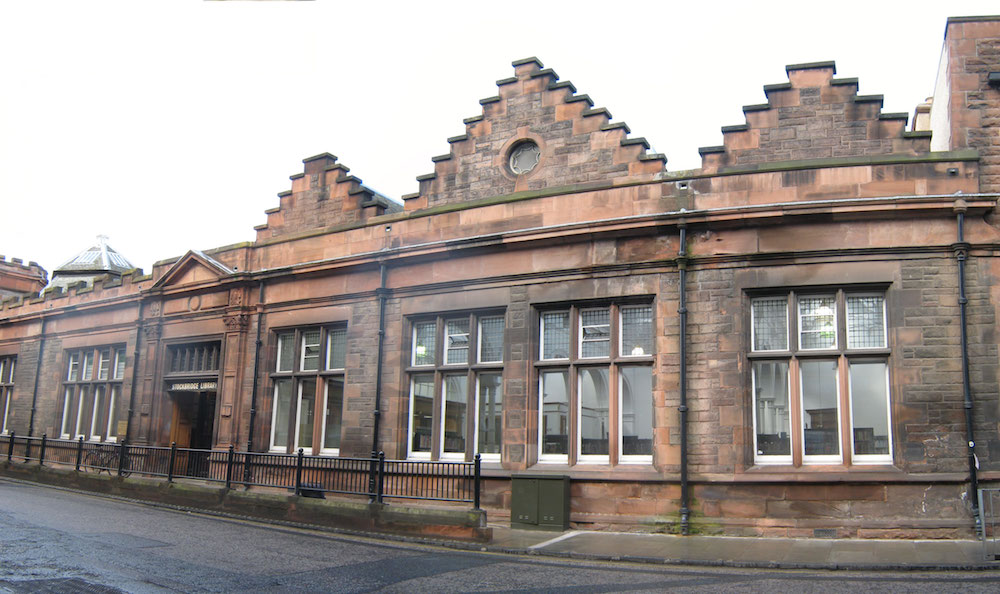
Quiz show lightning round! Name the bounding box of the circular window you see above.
[508,141,540,175]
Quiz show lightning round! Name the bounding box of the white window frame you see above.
[268,380,290,453]
[576,367,610,464]
[113,348,126,380]
[750,361,793,466]
[847,360,893,465]
[618,366,654,464]
[275,332,295,373]
[537,370,570,464]
[444,319,470,366]
[67,353,80,381]
[407,375,433,460]
[60,387,74,439]
[0,357,12,435]
[473,373,502,463]
[74,387,89,440]
[299,330,321,371]
[578,308,611,360]
[799,359,842,465]
[97,350,111,381]
[89,386,106,442]
[797,295,837,351]
[319,378,343,456]
[82,352,94,381]
[292,379,315,452]
[105,386,119,443]
[325,329,346,371]
[439,374,469,460]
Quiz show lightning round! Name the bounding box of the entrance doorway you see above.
[169,390,217,477]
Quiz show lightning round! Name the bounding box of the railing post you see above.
[473,453,481,510]
[7,430,14,462]
[294,448,304,496]
[75,436,84,471]
[167,442,177,483]
[377,451,385,504]
[117,439,128,477]
[38,434,47,466]
[225,444,235,490]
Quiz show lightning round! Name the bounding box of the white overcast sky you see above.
[1,1,997,278]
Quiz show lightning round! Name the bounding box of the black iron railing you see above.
[1,431,480,508]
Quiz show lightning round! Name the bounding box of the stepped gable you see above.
[255,153,403,241]
[403,57,666,211]
[698,61,933,172]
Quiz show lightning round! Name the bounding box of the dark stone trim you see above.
[903,130,933,138]
[495,76,517,86]
[582,107,611,118]
[324,163,350,173]
[721,124,749,133]
[415,173,436,182]
[264,207,281,215]
[621,137,650,149]
[302,152,337,163]
[511,56,543,68]
[277,191,292,197]
[831,77,859,86]
[698,145,726,155]
[601,122,631,133]
[785,60,836,73]
[530,68,558,80]
[742,103,770,113]
[565,94,594,106]
[548,80,577,93]
[462,115,484,124]
[431,154,452,163]
[447,134,467,144]
[639,153,666,163]
[763,82,792,93]
[479,96,501,105]
[289,173,305,180]
[854,94,885,104]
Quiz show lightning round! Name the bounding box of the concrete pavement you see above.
[477,524,996,571]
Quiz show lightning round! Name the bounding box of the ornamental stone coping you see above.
[786,60,837,73]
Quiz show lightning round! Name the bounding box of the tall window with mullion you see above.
[537,303,654,465]
[0,356,14,435]
[750,291,891,466]
[60,346,126,442]
[269,325,347,455]
[407,312,505,461]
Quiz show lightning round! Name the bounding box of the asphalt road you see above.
[1,478,1000,593]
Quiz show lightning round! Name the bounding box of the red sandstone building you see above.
[2,16,1000,538]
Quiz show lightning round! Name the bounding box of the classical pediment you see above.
[152,250,234,290]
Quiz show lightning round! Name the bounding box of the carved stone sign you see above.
[169,381,218,391]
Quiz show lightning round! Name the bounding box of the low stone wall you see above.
[1,461,491,542]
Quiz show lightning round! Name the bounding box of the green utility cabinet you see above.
[511,474,570,530]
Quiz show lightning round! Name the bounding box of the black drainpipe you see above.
[370,261,388,457]
[954,207,981,534]
[677,224,690,535]
[27,316,46,440]
[124,303,143,443]
[246,281,266,459]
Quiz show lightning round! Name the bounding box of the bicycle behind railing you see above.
[2,431,480,508]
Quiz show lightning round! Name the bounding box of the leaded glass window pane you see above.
[580,309,610,358]
[478,316,504,363]
[798,297,836,350]
[752,298,788,351]
[621,306,653,357]
[68,354,80,382]
[445,319,470,365]
[97,350,111,381]
[413,322,436,366]
[326,328,346,370]
[752,361,791,458]
[541,312,570,360]
[82,352,94,381]
[113,348,126,380]
[847,296,886,349]
[276,332,295,372]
